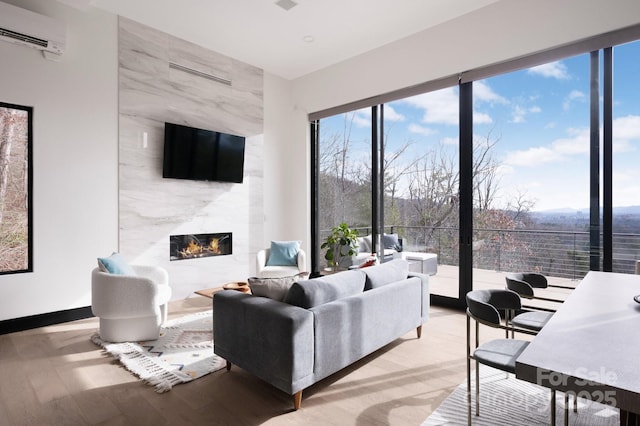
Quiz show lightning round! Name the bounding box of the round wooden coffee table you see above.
[222,281,250,294]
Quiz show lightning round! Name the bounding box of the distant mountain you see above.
[534,206,640,215]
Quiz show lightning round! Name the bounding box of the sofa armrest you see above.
[213,291,314,395]
[408,271,430,322]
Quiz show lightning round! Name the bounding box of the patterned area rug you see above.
[422,365,619,425]
[91,310,225,392]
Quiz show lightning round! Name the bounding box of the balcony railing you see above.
[321,225,640,280]
[393,225,640,279]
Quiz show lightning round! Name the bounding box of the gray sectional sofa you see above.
[213,259,429,409]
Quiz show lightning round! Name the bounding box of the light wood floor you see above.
[0,296,487,426]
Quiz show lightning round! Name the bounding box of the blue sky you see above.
[322,40,640,212]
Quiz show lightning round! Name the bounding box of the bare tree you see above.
[0,106,29,271]
[0,109,17,226]
[318,112,370,232]
[473,131,501,211]
[506,189,537,226]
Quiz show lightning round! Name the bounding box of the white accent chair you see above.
[256,248,307,278]
[91,265,171,342]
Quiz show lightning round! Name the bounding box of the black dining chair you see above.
[504,272,563,334]
[466,289,559,426]
[506,272,578,419]
[505,272,572,305]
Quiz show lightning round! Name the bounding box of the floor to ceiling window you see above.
[311,27,640,307]
[472,54,591,289]
[382,90,460,298]
[314,109,373,269]
[612,40,640,272]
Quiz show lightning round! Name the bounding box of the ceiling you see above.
[67,0,499,80]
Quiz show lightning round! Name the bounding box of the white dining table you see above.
[515,270,640,426]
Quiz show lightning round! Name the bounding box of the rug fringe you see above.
[117,350,192,393]
[90,310,223,393]
[91,332,192,392]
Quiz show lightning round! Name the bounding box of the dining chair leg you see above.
[550,389,556,426]
[475,360,480,416]
[466,316,472,426]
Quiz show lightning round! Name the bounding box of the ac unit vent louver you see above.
[0,28,48,48]
[0,1,66,60]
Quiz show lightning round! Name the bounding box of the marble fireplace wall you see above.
[118,17,264,298]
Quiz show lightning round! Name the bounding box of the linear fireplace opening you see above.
[170,232,232,261]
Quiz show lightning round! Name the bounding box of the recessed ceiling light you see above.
[302,35,314,43]
[275,0,298,11]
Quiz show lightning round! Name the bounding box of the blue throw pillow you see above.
[266,240,301,266]
[97,252,136,275]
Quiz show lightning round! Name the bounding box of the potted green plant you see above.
[321,222,359,270]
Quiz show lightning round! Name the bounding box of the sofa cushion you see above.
[362,258,409,290]
[248,272,308,302]
[382,233,402,252]
[357,237,371,253]
[284,269,366,309]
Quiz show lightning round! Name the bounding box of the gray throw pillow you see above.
[248,272,308,301]
[284,270,366,309]
[382,233,402,252]
[362,258,409,290]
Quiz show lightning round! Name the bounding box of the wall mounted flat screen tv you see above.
[163,122,245,183]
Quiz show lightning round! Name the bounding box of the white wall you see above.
[0,0,118,320]
[292,0,640,113]
[263,73,310,252]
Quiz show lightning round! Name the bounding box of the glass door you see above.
[612,40,640,273]
[314,109,373,272]
[471,55,591,293]
[383,88,461,304]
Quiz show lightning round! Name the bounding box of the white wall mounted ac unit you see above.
[0,1,66,60]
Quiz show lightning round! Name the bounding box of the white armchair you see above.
[91,265,172,342]
[256,248,306,278]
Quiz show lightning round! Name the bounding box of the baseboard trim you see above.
[0,306,94,335]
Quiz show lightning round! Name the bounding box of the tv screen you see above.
[163,122,245,183]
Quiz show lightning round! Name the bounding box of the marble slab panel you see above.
[118,17,264,297]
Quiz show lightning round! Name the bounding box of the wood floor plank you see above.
[0,298,481,425]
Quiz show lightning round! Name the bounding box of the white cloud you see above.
[511,106,526,123]
[609,115,640,153]
[353,109,371,127]
[551,128,590,155]
[384,105,405,122]
[408,123,435,136]
[563,89,586,110]
[503,115,640,167]
[402,82,508,127]
[511,105,541,123]
[528,61,570,79]
[497,164,514,176]
[504,146,559,166]
[474,81,508,104]
[504,127,589,166]
[442,136,458,146]
[473,111,493,124]
[403,88,459,125]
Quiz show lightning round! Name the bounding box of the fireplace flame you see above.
[171,233,231,261]
[176,236,228,259]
